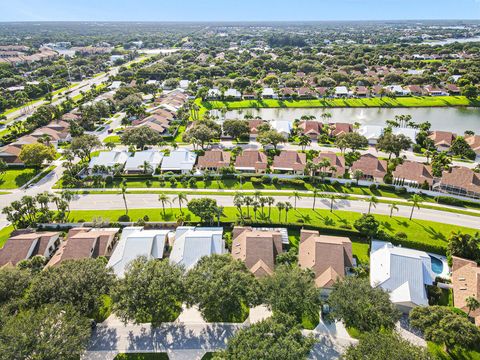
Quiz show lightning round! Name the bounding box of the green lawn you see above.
[200,96,480,111]
[114,354,169,360]
[67,207,477,255]
[0,168,40,189]
[103,135,121,144]
[173,125,186,143]
[0,225,14,248]
[428,342,480,360]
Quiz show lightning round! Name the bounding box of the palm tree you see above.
[388,203,399,218]
[284,202,293,222]
[312,189,320,210]
[368,196,378,214]
[158,194,170,216]
[121,185,128,215]
[266,196,275,218]
[276,202,285,223]
[424,149,434,164]
[290,191,302,210]
[233,192,244,219]
[466,296,480,317]
[140,161,153,174]
[409,194,423,220]
[298,135,311,151]
[243,196,253,218]
[259,196,268,215]
[353,170,364,185]
[174,193,188,213]
[329,194,336,212]
[252,200,259,221]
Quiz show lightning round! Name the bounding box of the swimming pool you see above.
[430,256,444,275]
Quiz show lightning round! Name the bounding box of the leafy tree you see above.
[354,214,379,239]
[0,304,90,360]
[121,126,162,149]
[17,255,47,274]
[70,134,102,161]
[26,258,115,319]
[223,119,250,140]
[410,306,480,352]
[112,257,186,325]
[298,134,312,151]
[187,198,220,224]
[0,267,31,306]
[431,151,451,177]
[185,254,259,322]
[337,132,368,152]
[376,132,412,159]
[328,276,400,332]
[446,231,480,263]
[257,129,287,150]
[217,314,315,360]
[450,136,476,160]
[183,120,221,150]
[19,143,56,167]
[462,85,478,100]
[0,159,7,177]
[466,296,480,317]
[261,265,320,324]
[344,332,430,360]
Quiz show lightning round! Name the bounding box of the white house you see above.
[370,241,435,313]
[224,88,242,100]
[334,86,349,98]
[207,88,221,99]
[179,80,190,89]
[124,151,163,174]
[170,227,225,270]
[386,85,408,96]
[88,151,129,172]
[107,227,171,277]
[391,127,417,144]
[261,87,278,99]
[358,125,384,145]
[160,149,197,174]
[109,81,122,90]
[270,120,292,138]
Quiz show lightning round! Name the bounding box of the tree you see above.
[158,193,170,216]
[257,129,287,150]
[388,203,399,218]
[312,189,320,210]
[431,151,452,177]
[329,194,336,212]
[25,258,115,319]
[337,132,368,152]
[284,202,293,222]
[218,314,315,360]
[462,85,478,100]
[261,265,320,324]
[446,231,480,263]
[185,254,259,322]
[450,136,476,160]
[121,126,162,149]
[112,257,186,325]
[70,134,102,161]
[223,119,250,141]
[0,159,7,177]
[410,306,480,352]
[187,198,220,224]
[298,134,311,151]
[290,191,302,210]
[174,193,188,214]
[368,196,378,214]
[376,132,412,159]
[352,169,363,185]
[276,201,285,223]
[0,267,31,306]
[19,143,56,167]
[0,304,90,360]
[328,276,401,332]
[183,120,221,150]
[409,194,422,220]
[344,332,430,360]
[466,296,480,317]
[354,214,379,239]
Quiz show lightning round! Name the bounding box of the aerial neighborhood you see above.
[0,18,480,360]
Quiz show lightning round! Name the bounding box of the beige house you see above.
[271,151,306,174]
[298,230,353,290]
[452,256,480,325]
[234,150,268,173]
[197,150,231,171]
[231,227,283,277]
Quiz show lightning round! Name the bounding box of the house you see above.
[107,227,171,277]
[234,150,268,173]
[406,85,426,96]
[445,84,461,95]
[330,123,353,137]
[358,125,384,145]
[334,86,349,98]
[179,80,190,90]
[47,227,119,267]
[428,131,456,151]
[297,87,316,99]
[353,86,369,98]
[231,227,284,277]
[425,85,444,96]
[224,88,242,100]
[270,120,292,138]
[247,119,267,138]
[280,87,295,99]
[391,127,417,145]
[0,231,61,267]
[271,151,306,174]
[393,161,434,188]
[88,151,129,173]
[261,87,278,99]
[435,166,480,200]
[386,85,407,96]
[207,88,221,100]
[452,256,480,325]
[298,230,353,291]
[160,149,197,174]
[351,154,388,182]
[109,81,122,90]
[242,93,256,100]
[169,227,225,270]
[465,135,480,155]
[315,87,329,98]
[0,144,23,164]
[297,121,323,140]
[124,151,163,174]
[370,241,435,312]
[313,152,346,177]
[197,150,231,171]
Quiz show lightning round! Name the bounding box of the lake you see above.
[219,107,480,134]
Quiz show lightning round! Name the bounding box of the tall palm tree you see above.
[312,189,320,210]
[259,196,268,215]
[243,196,253,218]
[174,193,188,213]
[290,191,302,210]
[298,135,311,151]
[233,192,244,219]
[121,185,128,215]
[158,194,170,216]
[368,196,378,214]
[266,196,275,218]
[388,203,399,218]
[466,296,480,317]
[276,202,285,223]
[140,161,153,174]
[252,201,259,221]
[284,202,293,222]
[409,194,423,220]
[329,194,336,212]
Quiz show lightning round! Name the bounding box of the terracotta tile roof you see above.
[452,256,480,326]
[272,151,306,171]
[231,227,283,277]
[330,122,353,137]
[440,167,480,194]
[298,230,353,288]
[247,120,266,135]
[313,152,346,176]
[351,154,388,179]
[197,150,231,169]
[0,232,59,267]
[393,161,434,185]
[298,121,322,137]
[466,135,480,153]
[429,131,456,147]
[234,150,268,171]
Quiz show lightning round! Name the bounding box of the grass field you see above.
[427,342,480,360]
[200,96,480,111]
[0,225,14,248]
[103,135,121,143]
[0,168,40,189]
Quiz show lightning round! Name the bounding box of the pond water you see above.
[220,107,480,134]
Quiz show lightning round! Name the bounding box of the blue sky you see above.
[1,0,479,21]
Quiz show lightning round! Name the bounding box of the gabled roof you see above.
[89,151,129,169]
[298,121,322,136]
[124,151,163,172]
[272,151,306,171]
[440,167,480,194]
[466,135,480,153]
[351,154,388,179]
[160,149,197,171]
[197,150,231,169]
[393,161,434,185]
[234,150,268,171]
[313,152,346,176]
[452,256,480,325]
[330,123,353,137]
[428,131,456,147]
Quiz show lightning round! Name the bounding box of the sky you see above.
[0,0,480,22]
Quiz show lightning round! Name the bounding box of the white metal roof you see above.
[124,151,163,172]
[358,125,384,141]
[88,151,129,169]
[160,149,197,171]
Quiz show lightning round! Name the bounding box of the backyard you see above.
[0,168,40,189]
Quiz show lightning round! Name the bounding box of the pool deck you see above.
[428,253,450,279]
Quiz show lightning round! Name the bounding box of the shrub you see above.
[395,232,407,240]
[435,196,464,207]
[331,180,340,187]
[378,184,395,192]
[251,177,263,184]
[395,187,407,194]
[118,214,130,222]
[278,178,305,187]
[135,218,146,226]
[143,215,150,221]
[105,176,113,185]
[383,173,393,184]
[345,182,352,189]
[146,180,152,187]
[262,175,272,184]
[272,177,279,184]
[369,183,377,191]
